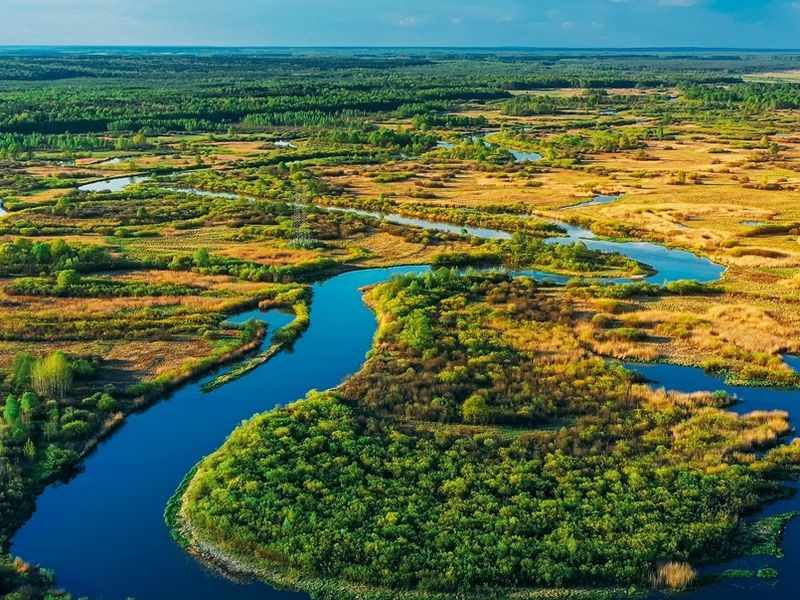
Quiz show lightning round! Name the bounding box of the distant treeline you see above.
[3,52,796,135]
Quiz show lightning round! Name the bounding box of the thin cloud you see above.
[0,0,797,48]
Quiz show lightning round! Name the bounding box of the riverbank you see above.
[0,314,269,545]
[169,496,799,600]
[70,165,728,288]
[170,503,647,600]
[201,299,310,392]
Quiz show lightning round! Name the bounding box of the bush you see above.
[43,444,79,476]
[60,420,91,440]
[651,562,697,590]
[757,568,779,579]
[97,393,118,412]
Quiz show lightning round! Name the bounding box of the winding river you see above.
[10,173,796,599]
[77,168,724,286]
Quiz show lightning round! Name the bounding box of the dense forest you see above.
[0,51,796,135]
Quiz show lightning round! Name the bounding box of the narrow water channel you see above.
[75,170,725,285]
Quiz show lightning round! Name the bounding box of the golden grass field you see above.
[0,266,274,382]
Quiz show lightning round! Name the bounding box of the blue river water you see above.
[323,207,723,285]
[565,194,623,209]
[8,173,791,600]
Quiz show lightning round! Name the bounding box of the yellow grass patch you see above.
[354,231,472,267]
[219,244,321,266]
[651,562,697,590]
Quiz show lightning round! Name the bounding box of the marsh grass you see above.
[650,562,697,590]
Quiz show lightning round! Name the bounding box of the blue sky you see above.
[1,0,800,48]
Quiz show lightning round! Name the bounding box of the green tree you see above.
[97,393,118,412]
[23,438,36,460]
[401,309,433,351]
[43,444,79,476]
[169,255,193,270]
[31,351,73,399]
[3,394,20,425]
[11,352,35,390]
[20,392,39,423]
[30,243,51,264]
[193,247,211,268]
[461,393,490,424]
[132,132,147,148]
[56,269,80,290]
[43,408,60,440]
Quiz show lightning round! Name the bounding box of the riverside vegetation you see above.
[172,270,800,598]
[2,49,800,598]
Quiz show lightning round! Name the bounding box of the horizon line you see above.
[2,44,800,52]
